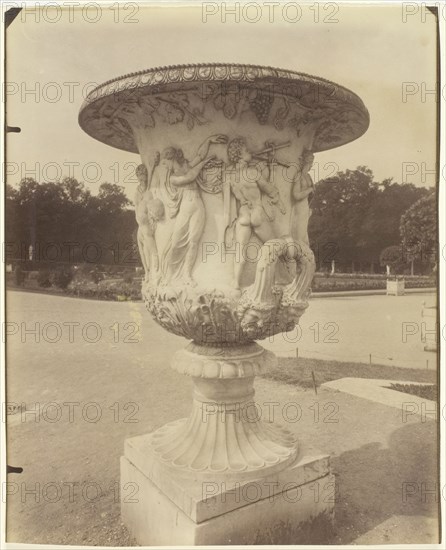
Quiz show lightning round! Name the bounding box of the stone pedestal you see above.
[386,279,405,296]
[121,435,334,545]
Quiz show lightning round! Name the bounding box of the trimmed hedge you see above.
[7,270,435,301]
[312,274,434,292]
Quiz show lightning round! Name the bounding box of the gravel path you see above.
[5,291,439,545]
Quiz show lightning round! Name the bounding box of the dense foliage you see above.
[309,167,433,271]
[6,177,136,267]
[379,245,404,275]
[400,192,437,267]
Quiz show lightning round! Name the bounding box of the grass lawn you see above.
[388,382,437,401]
[261,356,437,389]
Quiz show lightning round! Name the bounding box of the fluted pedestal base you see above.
[144,342,299,480]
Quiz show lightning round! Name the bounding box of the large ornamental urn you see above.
[79,63,369,545]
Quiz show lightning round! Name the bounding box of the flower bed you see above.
[65,278,142,301]
[6,266,142,301]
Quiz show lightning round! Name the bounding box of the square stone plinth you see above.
[121,433,335,545]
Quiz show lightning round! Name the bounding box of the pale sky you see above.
[5,1,439,197]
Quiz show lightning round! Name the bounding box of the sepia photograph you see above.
[1,0,444,547]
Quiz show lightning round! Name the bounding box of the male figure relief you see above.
[224,137,285,289]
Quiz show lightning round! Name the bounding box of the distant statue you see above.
[155,134,227,286]
[289,150,314,245]
[134,156,165,283]
[224,137,286,289]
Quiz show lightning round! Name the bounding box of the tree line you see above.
[5,167,437,274]
[309,166,436,273]
[6,177,136,267]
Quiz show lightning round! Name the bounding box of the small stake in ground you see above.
[311,370,318,395]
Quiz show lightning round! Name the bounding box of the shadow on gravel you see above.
[331,419,438,544]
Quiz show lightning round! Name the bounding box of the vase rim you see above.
[82,62,364,100]
[78,62,369,154]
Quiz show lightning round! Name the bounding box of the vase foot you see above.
[146,414,298,480]
[146,342,298,480]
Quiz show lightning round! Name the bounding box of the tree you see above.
[61,177,91,205]
[359,180,428,270]
[379,245,404,275]
[400,192,437,273]
[309,167,430,272]
[96,183,130,214]
[5,184,21,254]
[309,166,378,270]
[6,178,137,267]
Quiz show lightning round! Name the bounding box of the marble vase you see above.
[79,63,369,545]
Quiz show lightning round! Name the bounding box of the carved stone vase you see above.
[79,63,369,544]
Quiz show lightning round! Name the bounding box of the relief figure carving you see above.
[152,134,227,286]
[223,138,287,289]
[134,158,165,283]
[289,149,315,245]
[238,236,315,338]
